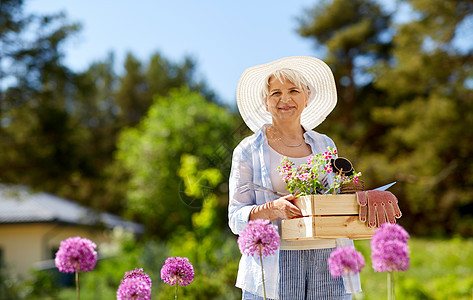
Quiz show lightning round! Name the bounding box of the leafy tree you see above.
[298,0,473,235]
[116,86,239,237]
[116,52,216,128]
[368,0,473,235]
[157,153,240,299]
[0,0,82,191]
[0,0,220,217]
[298,0,392,130]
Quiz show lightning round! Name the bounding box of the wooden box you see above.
[281,194,374,240]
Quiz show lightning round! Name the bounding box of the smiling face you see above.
[265,76,310,125]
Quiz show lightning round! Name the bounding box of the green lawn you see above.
[353,237,473,300]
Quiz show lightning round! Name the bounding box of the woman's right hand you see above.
[272,194,303,219]
[250,194,302,221]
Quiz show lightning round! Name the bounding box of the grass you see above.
[15,236,473,299]
[353,237,473,300]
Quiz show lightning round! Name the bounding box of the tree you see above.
[0,0,82,191]
[115,52,216,128]
[298,0,473,235]
[0,0,220,216]
[368,0,473,235]
[298,0,392,130]
[115,87,239,237]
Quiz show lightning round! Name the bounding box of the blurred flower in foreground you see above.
[238,219,280,300]
[328,245,365,299]
[328,245,365,278]
[371,223,410,272]
[371,223,410,300]
[55,236,97,300]
[117,268,152,300]
[161,257,194,299]
[238,219,280,258]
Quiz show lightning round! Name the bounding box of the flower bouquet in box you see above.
[277,147,363,195]
[279,146,402,241]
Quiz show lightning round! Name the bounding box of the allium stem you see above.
[387,272,395,300]
[259,247,267,300]
[75,271,80,300]
[175,283,178,300]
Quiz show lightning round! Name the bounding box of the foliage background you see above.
[1,0,472,298]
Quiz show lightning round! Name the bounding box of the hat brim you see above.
[237,56,337,132]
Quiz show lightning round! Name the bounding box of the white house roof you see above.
[0,184,144,234]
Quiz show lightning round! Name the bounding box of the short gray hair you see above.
[261,68,311,102]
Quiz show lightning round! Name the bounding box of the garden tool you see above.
[330,157,354,176]
[356,190,402,228]
[238,182,286,196]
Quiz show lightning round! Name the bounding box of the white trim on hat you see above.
[237,56,337,132]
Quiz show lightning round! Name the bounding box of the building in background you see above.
[0,184,143,278]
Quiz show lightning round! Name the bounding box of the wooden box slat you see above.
[293,194,358,216]
[281,216,374,240]
[281,195,374,240]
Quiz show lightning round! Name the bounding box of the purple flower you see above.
[238,219,280,258]
[372,240,410,272]
[117,277,151,300]
[371,223,410,272]
[117,268,151,299]
[123,268,152,289]
[161,257,194,287]
[328,246,365,278]
[55,236,97,273]
[371,223,410,250]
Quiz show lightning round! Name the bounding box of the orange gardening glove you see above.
[356,190,402,228]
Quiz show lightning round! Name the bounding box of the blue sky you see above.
[26,0,325,106]
[25,1,473,105]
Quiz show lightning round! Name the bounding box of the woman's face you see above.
[265,76,310,125]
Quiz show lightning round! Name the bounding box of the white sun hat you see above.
[236,56,337,132]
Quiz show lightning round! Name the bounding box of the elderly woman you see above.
[228,56,359,300]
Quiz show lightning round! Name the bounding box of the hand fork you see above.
[238,182,286,196]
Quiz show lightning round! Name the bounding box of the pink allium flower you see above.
[371,223,410,272]
[328,246,365,278]
[55,236,97,273]
[123,268,152,289]
[238,219,280,258]
[371,223,410,249]
[117,277,151,300]
[372,240,410,272]
[161,257,194,287]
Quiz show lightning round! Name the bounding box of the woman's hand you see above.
[272,194,303,219]
[250,194,302,221]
